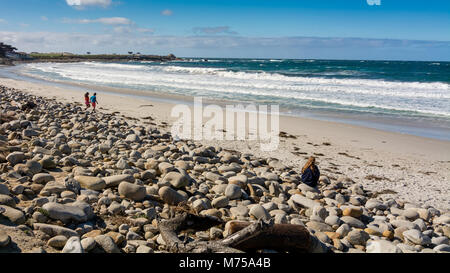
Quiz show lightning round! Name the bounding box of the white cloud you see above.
[41,16,48,21]
[64,17,133,25]
[161,9,173,16]
[66,0,112,8]
[193,26,237,35]
[0,19,6,24]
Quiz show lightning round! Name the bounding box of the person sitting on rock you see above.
[301,156,320,187]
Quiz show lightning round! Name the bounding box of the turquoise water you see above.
[4,58,450,140]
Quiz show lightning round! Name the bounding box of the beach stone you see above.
[118,182,146,201]
[336,224,351,238]
[230,206,249,219]
[306,221,333,232]
[340,216,365,229]
[103,174,134,188]
[298,183,319,193]
[345,230,370,246]
[62,237,84,253]
[0,194,16,208]
[116,158,130,169]
[6,152,25,165]
[0,205,25,224]
[40,156,56,169]
[433,244,450,253]
[94,235,121,253]
[74,176,106,191]
[0,184,9,195]
[432,236,449,246]
[211,196,229,208]
[33,223,79,238]
[136,245,153,253]
[225,184,242,200]
[42,202,92,223]
[228,175,248,188]
[403,209,419,221]
[32,173,55,184]
[162,172,189,189]
[158,162,175,174]
[312,206,328,221]
[366,240,402,253]
[25,160,43,174]
[325,215,342,227]
[343,207,363,218]
[434,215,450,225]
[249,204,270,220]
[403,229,431,246]
[390,220,419,230]
[192,199,209,212]
[158,186,187,205]
[291,194,320,209]
[48,235,68,249]
[81,237,96,252]
[397,243,417,253]
[0,231,11,247]
[365,199,387,210]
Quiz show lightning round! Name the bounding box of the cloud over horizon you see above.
[161,9,173,16]
[193,26,238,35]
[2,30,449,61]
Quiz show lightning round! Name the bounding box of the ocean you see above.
[6,58,450,140]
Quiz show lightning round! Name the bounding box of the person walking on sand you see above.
[90,93,98,112]
[301,156,320,187]
[84,92,90,110]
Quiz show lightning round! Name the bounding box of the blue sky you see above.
[1,0,449,60]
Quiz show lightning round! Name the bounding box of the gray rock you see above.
[0,205,25,224]
[432,236,449,246]
[48,235,68,249]
[42,202,92,223]
[433,244,450,253]
[346,230,370,246]
[336,224,351,238]
[365,199,387,210]
[136,245,153,253]
[103,174,135,188]
[33,223,79,238]
[32,173,55,184]
[403,229,431,246]
[225,184,242,200]
[158,186,187,205]
[74,176,106,191]
[249,204,270,220]
[0,231,11,247]
[366,240,402,253]
[94,235,121,253]
[325,215,342,227]
[81,237,96,252]
[62,237,84,253]
[6,152,25,165]
[306,221,333,232]
[118,182,146,201]
[162,172,189,189]
[340,216,365,229]
[0,184,9,195]
[290,194,321,209]
[390,220,419,230]
[211,196,229,208]
[0,194,16,208]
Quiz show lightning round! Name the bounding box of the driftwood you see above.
[158,212,328,253]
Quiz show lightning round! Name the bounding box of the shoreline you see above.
[3,63,450,142]
[0,74,449,211]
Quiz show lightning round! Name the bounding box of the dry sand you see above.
[0,76,449,211]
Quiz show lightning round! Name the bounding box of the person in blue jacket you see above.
[301,156,320,187]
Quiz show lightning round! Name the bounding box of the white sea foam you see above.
[23,62,450,118]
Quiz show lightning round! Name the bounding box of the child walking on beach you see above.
[90,93,98,112]
[84,92,90,109]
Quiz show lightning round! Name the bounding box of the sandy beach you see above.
[1,76,449,211]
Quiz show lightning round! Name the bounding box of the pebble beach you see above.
[0,77,449,253]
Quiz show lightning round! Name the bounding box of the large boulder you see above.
[42,201,93,223]
[0,205,26,224]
